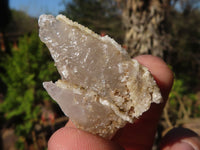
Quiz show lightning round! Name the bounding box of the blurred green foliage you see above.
[0,33,59,149]
[167,76,199,126]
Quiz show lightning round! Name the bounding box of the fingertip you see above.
[162,142,196,150]
[48,126,123,150]
[160,127,200,150]
[48,127,68,150]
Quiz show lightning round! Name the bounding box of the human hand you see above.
[48,55,200,150]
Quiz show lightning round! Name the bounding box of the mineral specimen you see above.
[38,14,162,139]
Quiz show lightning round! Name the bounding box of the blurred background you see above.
[0,0,200,149]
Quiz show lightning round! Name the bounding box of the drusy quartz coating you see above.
[38,14,162,139]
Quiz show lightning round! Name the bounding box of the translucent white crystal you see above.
[38,14,163,139]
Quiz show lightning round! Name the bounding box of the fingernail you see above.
[170,141,195,150]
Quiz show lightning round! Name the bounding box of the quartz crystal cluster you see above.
[38,14,162,139]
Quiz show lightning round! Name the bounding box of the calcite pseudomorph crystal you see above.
[38,14,162,139]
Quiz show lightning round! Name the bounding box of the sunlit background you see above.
[0,0,200,150]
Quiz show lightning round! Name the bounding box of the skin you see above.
[48,55,200,150]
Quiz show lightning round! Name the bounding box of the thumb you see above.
[48,120,123,150]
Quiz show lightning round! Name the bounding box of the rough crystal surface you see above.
[38,14,163,139]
